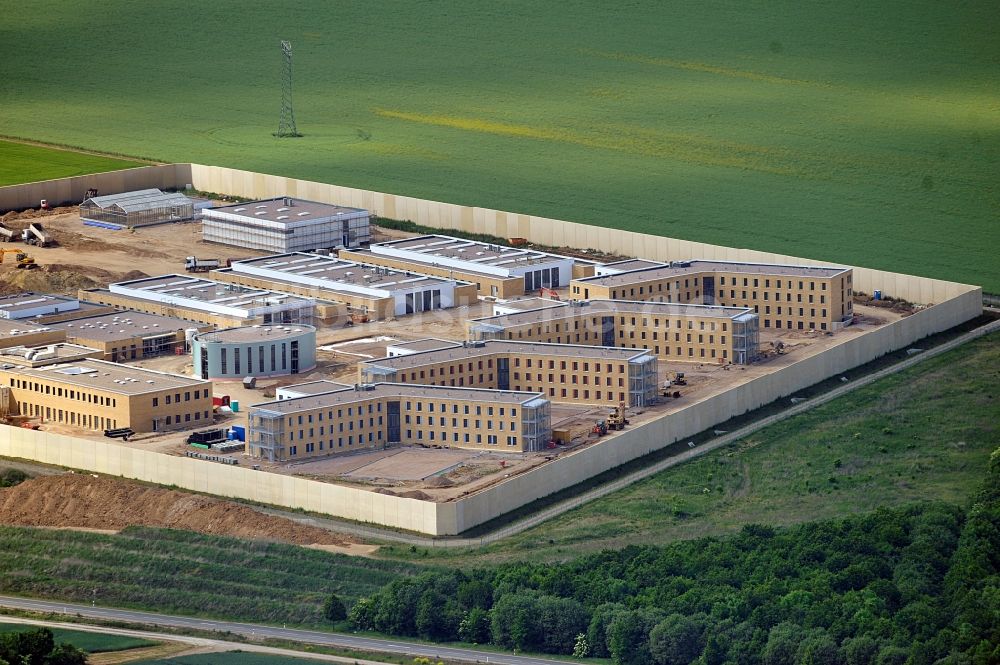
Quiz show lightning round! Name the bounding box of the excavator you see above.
[0,248,37,269]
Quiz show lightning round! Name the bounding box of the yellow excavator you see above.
[0,248,37,269]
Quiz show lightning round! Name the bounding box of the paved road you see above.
[265,317,1000,548]
[0,595,575,665]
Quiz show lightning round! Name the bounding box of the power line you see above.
[275,40,302,137]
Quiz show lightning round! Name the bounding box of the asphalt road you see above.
[0,595,577,665]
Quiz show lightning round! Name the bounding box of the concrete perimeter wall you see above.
[437,288,981,533]
[0,164,193,212]
[0,164,984,535]
[0,427,440,533]
[188,164,976,306]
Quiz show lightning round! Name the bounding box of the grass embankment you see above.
[0,140,143,186]
[379,332,1000,565]
[0,527,423,628]
[0,2,997,289]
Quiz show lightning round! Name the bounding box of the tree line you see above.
[346,447,1000,664]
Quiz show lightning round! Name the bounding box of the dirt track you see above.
[0,473,374,553]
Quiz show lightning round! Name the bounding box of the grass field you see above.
[0,2,997,289]
[0,527,422,627]
[0,622,156,652]
[380,331,1000,565]
[0,140,142,186]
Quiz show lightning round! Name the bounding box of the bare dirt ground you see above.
[0,207,270,295]
[0,473,375,554]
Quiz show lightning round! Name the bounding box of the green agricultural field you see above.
[1,2,997,289]
[0,140,143,186]
[382,331,1000,566]
[0,622,156,652]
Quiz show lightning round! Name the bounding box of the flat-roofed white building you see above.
[202,197,371,252]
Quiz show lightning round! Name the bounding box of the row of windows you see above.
[721,290,828,304]
[288,402,383,426]
[287,431,379,456]
[8,378,117,407]
[406,415,518,431]
[289,416,384,440]
[512,373,626,387]
[396,358,629,380]
[162,411,209,426]
[19,403,116,430]
[284,430,521,455]
[719,277,828,290]
[405,401,516,416]
[153,389,208,407]
[410,430,518,446]
[620,330,726,345]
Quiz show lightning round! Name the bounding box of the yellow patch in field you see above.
[374,108,798,176]
[583,49,819,87]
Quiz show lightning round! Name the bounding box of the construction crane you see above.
[0,248,37,269]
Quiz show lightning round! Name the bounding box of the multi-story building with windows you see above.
[467,299,759,364]
[247,383,552,461]
[0,358,212,433]
[571,260,853,331]
[360,340,659,407]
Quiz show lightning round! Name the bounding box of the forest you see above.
[349,448,1000,664]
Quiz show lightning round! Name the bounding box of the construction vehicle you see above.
[607,402,630,430]
[539,287,561,300]
[0,248,37,269]
[185,256,221,272]
[22,223,51,247]
[672,372,687,386]
[592,420,609,436]
[0,223,14,242]
[660,384,681,399]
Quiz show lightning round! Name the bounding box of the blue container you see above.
[873,290,882,300]
[227,430,237,440]
[231,425,246,442]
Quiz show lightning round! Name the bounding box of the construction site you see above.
[0,168,978,536]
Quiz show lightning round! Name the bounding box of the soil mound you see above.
[0,474,356,548]
[0,265,149,296]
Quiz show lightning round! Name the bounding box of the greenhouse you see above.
[80,189,195,228]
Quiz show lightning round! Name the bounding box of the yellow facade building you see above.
[247,383,552,461]
[572,260,853,332]
[360,340,659,407]
[468,299,759,365]
[0,358,213,433]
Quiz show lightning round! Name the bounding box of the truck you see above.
[22,223,51,247]
[185,256,221,272]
